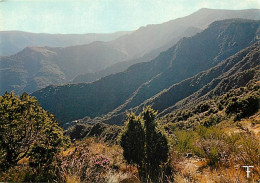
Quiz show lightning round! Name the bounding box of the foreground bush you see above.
[0,92,69,170]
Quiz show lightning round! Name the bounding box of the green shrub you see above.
[202,114,221,127]
[196,138,230,167]
[195,103,210,113]
[226,92,259,120]
[120,106,169,182]
[173,130,197,153]
[232,133,260,165]
[120,113,145,166]
[0,92,69,170]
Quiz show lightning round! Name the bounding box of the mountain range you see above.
[0,31,130,56]
[32,19,260,125]
[103,41,260,125]
[72,8,260,83]
[1,8,260,95]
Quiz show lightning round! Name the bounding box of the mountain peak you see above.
[17,46,56,57]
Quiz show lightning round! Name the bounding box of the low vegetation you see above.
[162,81,260,129]
[0,81,259,182]
[0,92,69,170]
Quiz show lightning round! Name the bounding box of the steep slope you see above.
[33,19,260,124]
[102,19,260,117]
[161,81,260,131]
[33,59,166,123]
[72,27,202,83]
[0,31,129,56]
[107,8,260,59]
[136,42,260,118]
[80,42,260,125]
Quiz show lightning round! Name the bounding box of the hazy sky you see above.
[0,0,259,34]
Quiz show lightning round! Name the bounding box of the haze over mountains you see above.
[0,43,128,94]
[32,19,260,125]
[72,26,202,83]
[73,8,260,83]
[0,31,130,56]
[105,8,260,58]
[1,8,260,95]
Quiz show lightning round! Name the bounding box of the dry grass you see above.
[173,157,259,183]
[17,157,29,165]
[171,111,260,183]
[65,174,81,183]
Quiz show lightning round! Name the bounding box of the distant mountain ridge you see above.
[0,31,130,56]
[32,19,260,125]
[83,8,260,81]
[106,8,260,59]
[109,19,260,114]
[1,8,260,95]
[0,42,127,94]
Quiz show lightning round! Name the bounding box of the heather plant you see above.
[56,143,111,182]
[196,138,231,167]
[172,122,260,170]
[229,132,260,166]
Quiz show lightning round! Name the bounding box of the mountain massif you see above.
[1,8,260,95]
[32,19,260,125]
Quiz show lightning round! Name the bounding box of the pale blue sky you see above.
[0,0,259,34]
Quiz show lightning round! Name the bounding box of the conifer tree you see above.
[120,113,145,177]
[143,106,169,182]
[120,106,169,182]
